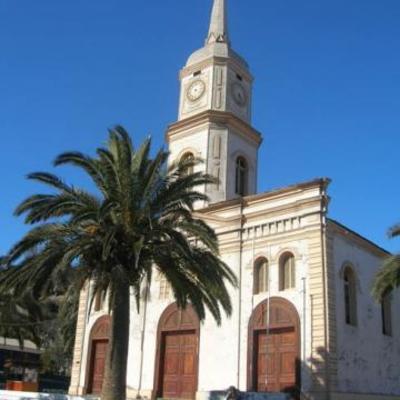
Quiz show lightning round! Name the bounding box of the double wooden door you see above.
[160,331,198,399]
[88,339,109,394]
[255,328,297,393]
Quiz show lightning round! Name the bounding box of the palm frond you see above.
[372,254,400,300]
[388,224,400,238]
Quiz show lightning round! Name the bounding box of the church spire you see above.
[206,0,230,45]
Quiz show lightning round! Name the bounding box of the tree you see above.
[0,289,50,348]
[372,223,400,300]
[0,127,237,400]
[0,262,79,375]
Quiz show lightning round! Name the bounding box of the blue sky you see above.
[0,0,399,254]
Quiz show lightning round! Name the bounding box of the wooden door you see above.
[161,331,197,399]
[256,328,297,393]
[248,298,300,395]
[88,339,108,394]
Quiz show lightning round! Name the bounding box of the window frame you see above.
[254,258,269,295]
[235,156,248,196]
[343,266,358,327]
[279,253,296,291]
[159,276,171,300]
[180,152,195,176]
[93,291,104,312]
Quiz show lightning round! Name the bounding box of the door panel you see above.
[88,339,108,394]
[161,331,198,399]
[256,329,297,393]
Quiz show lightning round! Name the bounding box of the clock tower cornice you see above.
[166,110,262,146]
[179,56,254,83]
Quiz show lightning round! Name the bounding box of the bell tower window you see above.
[235,156,248,196]
[180,152,195,176]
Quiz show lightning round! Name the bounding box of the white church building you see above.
[69,1,400,399]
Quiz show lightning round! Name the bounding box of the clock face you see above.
[186,79,206,102]
[232,82,247,107]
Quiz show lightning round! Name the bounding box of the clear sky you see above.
[0,0,399,254]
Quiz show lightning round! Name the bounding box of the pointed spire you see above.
[206,0,230,45]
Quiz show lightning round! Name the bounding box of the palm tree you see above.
[0,127,237,400]
[372,223,400,300]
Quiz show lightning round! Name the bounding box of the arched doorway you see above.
[86,315,110,395]
[247,298,300,395]
[154,303,200,400]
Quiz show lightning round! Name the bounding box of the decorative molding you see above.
[196,178,330,214]
[180,56,253,83]
[69,284,89,395]
[273,246,302,263]
[326,227,338,390]
[166,110,262,146]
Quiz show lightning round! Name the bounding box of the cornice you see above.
[166,110,262,146]
[197,178,331,214]
[217,223,323,252]
[197,197,323,232]
[180,56,253,83]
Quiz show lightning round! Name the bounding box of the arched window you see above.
[235,156,248,196]
[180,152,195,176]
[159,276,171,300]
[93,291,104,312]
[279,253,296,291]
[382,290,392,336]
[343,266,357,326]
[254,258,269,295]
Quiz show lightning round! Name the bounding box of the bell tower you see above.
[166,0,262,205]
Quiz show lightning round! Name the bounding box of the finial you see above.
[206,0,230,45]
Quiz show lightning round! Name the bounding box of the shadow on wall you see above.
[199,347,330,400]
[297,346,330,400]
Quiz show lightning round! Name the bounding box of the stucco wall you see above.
[69,181,339,398]
[332,231,400,395]
[123,235,315,397]
[121,184,327,397]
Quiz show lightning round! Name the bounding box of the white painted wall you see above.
[124,230,316,396]
[333,233,400,395]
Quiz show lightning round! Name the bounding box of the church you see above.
[68,1,400,399]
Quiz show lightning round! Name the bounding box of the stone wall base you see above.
[126,388,153,399]
[68,386,85,396]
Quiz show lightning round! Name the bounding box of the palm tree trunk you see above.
[101,277,130,400]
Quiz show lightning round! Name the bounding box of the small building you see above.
[0,337,40,390]
[69,1,400,399]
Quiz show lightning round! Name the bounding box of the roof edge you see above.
[328,218,391,257]
[198,177,331,213]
